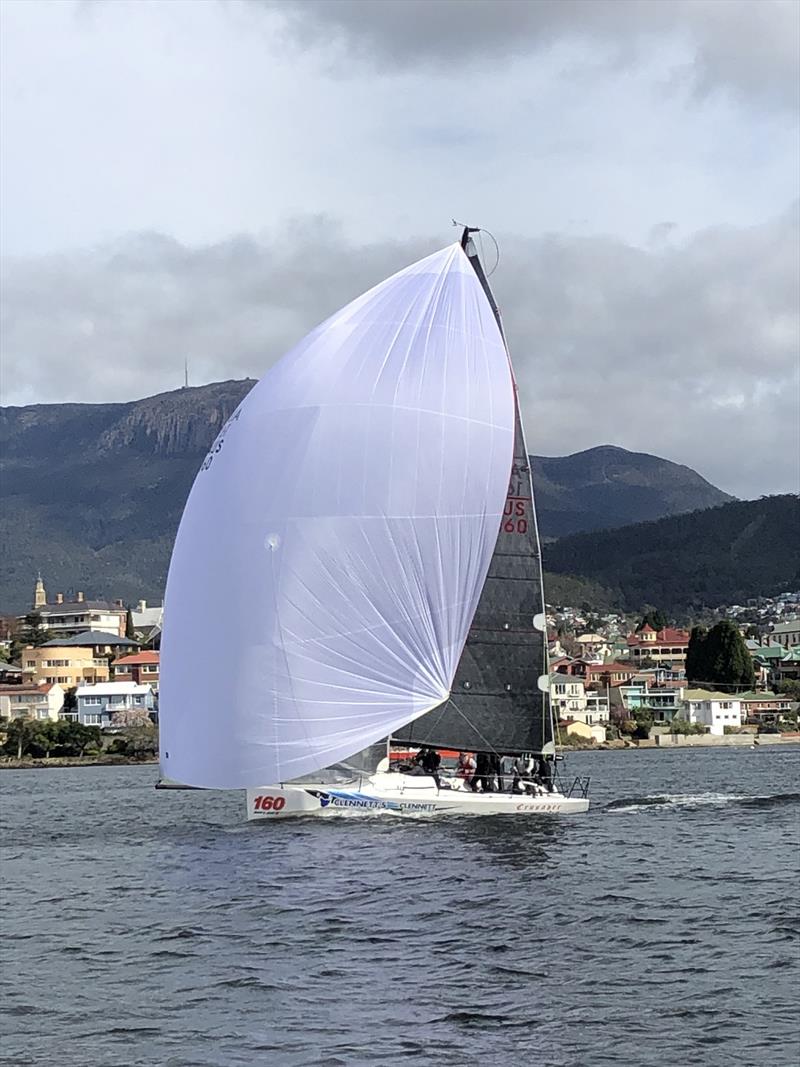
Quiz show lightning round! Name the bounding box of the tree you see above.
[637,610,669,633]
[774,679,800,701]
[670,717,706,736]
[33,720,58,758]
[685,625,708,683]
[1,717,63,758]
[686,621,755,691]
[59,722,101,756]
[3,717,39,759]
[18,612,54,648]
[631,706,654,739]
[125,608,135,641]
[113,725,158,759]
[24,720,78,759]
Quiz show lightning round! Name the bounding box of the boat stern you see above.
[246,787,323,820]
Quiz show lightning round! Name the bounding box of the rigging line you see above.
[618,679,771,691]
[452,220,501,277]
[445,694,500,756]
[481,229,501,277]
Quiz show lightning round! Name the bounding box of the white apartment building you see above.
[584,692,610,725]
[679,690,744,736]
[550,675,587,720]
[0,683,65,721]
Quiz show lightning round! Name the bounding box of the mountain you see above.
[0,381,253,614]
[543,495,800,614]
[0,380,736,613]
[531,445,733,538]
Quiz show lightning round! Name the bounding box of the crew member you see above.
[415,747,442,790]
[456,751,476,786]
[536,754,554,793]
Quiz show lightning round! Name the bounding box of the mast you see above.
[393,227,555,756]
[460,228,505,338]
[461,227,556,754]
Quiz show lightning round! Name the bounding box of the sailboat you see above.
[159,228,590,818]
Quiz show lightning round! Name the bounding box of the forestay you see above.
[159,244,515,788]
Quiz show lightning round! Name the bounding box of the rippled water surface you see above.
[1,747,799,1067]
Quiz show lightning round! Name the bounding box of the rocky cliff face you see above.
[0,380,736,612]
[94,380,254,455]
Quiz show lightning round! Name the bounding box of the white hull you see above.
[246,771,589,820]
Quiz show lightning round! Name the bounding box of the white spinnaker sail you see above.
[159,243,514,788]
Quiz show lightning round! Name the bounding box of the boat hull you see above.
[246,773,589,820]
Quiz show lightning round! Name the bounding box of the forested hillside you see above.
[0,380,745,613]
[543,495,800,612]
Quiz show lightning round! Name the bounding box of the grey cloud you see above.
[259,0,800,110]
[1,207,797,500]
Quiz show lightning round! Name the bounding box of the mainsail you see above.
[394,231,552,755]
[392,413,551,754]
[159,244,516,789]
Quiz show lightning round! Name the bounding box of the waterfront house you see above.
[625,625,690,669]
[772,648,800,685]
[550,675,588,720]
[634,666,686,686]
[737,691,794,725]
[22,631,139,687]
[765,617,800,649]
[549,656,574,674]
[749,644,789,687]
[550,675,610,726]
[23,641,110,687]
[679,689,744,736]
[563,719,607,744]
[584,691,610,725]
[22,578,128,639]
[0,663,23,685]
[75,682,154,728]
[618,682,681,723]
[130,600,163,646]
[561,660,636,688]
[111,650,160,687]
[575,634,613,661]
[0,683,65,721]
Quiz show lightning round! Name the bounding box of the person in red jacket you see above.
[456,751,476,789]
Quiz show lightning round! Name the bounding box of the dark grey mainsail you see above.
[393,230,553,755]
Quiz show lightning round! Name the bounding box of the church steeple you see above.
[33,572,46,609]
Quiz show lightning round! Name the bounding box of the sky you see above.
[0,0,798,499]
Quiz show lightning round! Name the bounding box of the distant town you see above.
[0,576,798,762]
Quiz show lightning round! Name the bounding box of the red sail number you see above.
[253,794,286,812]
[504,497,528,534]
[504,518,528,534]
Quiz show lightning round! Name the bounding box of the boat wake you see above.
[606,791,800,813]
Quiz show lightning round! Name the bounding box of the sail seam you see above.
[258,402,513,431]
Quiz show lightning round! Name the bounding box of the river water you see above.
[1,747,798,1067]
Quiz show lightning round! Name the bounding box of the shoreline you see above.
[0,756,160,770]
[1,737,799,771]
[568,734,800,752]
